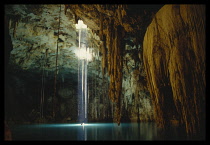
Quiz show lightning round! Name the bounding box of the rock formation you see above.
[66,4,160,123]
[143,5,205,136]
[5,4,156,124]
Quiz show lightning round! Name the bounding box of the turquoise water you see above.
[10,122,196,140]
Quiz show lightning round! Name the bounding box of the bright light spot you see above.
[27,123,110,128]
[76,48,92,61]
[76,20,87,29]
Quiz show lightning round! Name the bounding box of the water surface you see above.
[10,122,198,141]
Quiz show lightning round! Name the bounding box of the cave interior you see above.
[4,4,206,140]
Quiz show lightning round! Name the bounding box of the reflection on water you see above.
[10,122,203,140]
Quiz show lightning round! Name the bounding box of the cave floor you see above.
[9,122,204,141]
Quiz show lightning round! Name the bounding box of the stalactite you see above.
[106,20,124,124]
[99,13,104,39]
[121,5,127,18]
[117,5,122,25]
[101,38,107,76]
[8,19,12,30]
[10,14,21,38]
[106,18,114,76]
[64,4,70,15]
[74,13,78,24]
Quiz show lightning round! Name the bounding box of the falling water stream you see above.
[76,20,89,124]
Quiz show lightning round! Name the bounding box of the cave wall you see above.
[122,45,153,122]
[6,5,78,71]
[67,4,156,123]
[4,4,113,123]
[143,5,205,135]
[5,4,156,124]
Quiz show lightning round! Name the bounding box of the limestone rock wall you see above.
[67,4,159,123]
[6,5,78,72]
[143,5,205,135]
[122,45,154,122]
[5,4,156,124]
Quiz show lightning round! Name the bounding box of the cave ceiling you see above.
[5,4,163,81]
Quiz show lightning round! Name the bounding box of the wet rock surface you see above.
[143,5,205,136]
